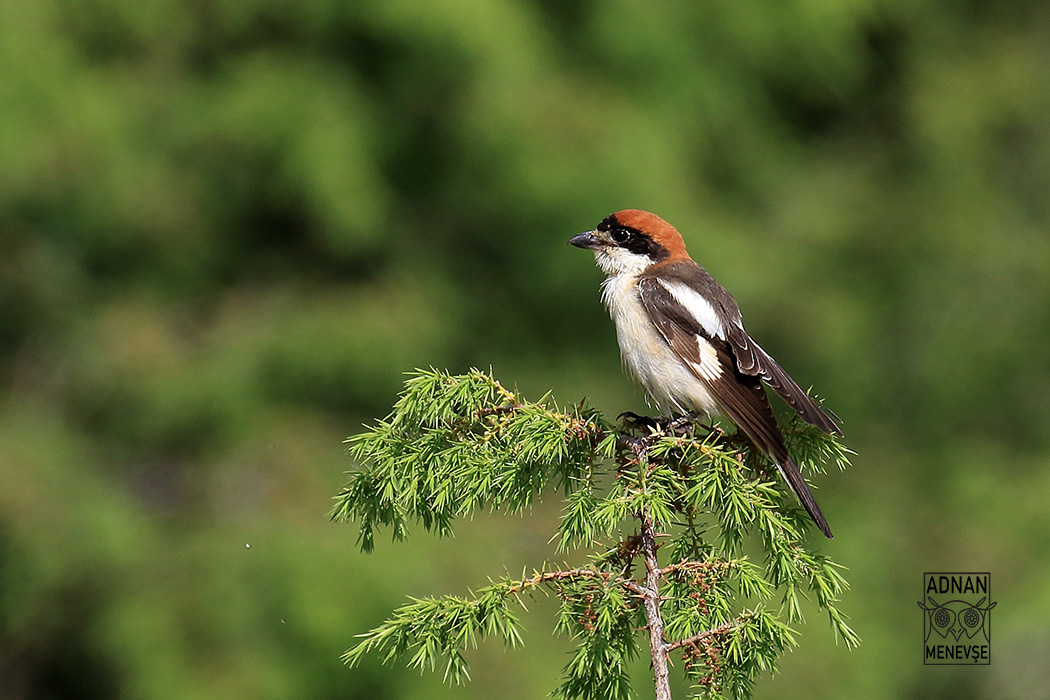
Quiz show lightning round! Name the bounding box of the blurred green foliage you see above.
[1,1,1048,699]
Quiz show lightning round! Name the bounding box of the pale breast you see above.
[601,272,721,417]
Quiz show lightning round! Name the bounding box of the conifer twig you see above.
[333,368,857,700]
[640,508,672,700]
[665,621,736,654]
[505,568,609,594]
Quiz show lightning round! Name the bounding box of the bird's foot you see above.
[665,413,702,435]
[617,411,661,432]
[619,411,704,436]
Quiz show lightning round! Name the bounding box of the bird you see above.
[570,209,841,538]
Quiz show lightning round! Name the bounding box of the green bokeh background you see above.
[2,2,1048,698]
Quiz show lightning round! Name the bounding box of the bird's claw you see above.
[617,411,661,431]
[618,411,702,436]
[665,413,701,435]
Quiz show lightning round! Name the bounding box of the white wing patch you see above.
[657,278,725,339]
[688,336,723,381]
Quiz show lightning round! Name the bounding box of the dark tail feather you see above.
[776,456,833,538]
[706,370,834,538]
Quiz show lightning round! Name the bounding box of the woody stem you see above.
[640,507,672,700]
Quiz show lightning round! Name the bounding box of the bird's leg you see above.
[618,411,661,432]
[620,411,708,437]
[665,412,702,435]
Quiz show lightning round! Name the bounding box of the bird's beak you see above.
[569,230,602,250]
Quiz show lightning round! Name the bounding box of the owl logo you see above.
[918,595,996,644]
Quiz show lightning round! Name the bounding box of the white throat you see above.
[593,247,652,277]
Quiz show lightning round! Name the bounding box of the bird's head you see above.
[569,209,689,276]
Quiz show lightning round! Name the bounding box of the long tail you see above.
[775,455,833,538]
[713,378,835,538]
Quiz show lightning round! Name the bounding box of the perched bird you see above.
[570,209,841,538]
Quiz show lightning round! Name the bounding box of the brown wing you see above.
[639,262,842,436]
[639,278,833,538]
[726,325,843,436]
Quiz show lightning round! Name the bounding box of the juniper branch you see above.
[665,621,737,654]
[505,568,612,595]
[334,369,858,700]
[640,508,673,700]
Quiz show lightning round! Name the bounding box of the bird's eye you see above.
[610,228,631,245]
